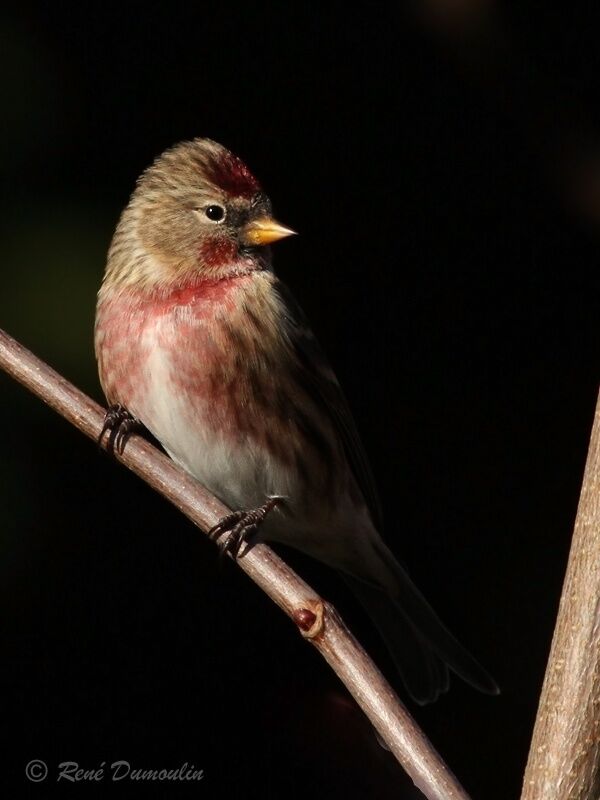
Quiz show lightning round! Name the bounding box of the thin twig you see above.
[521,390,600,800]
[0,326,471,800]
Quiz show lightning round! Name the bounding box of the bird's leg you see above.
[208,496,284,559]
[99,404,141,455]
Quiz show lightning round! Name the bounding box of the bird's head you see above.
[106,138,295,291]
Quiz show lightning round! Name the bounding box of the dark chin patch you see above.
[205,150,261,199]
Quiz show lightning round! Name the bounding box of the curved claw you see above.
[208,511,246,543]
[208,497,284,559]
[99,404,140,455]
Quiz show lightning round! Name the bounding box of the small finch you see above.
[95,138,497,704]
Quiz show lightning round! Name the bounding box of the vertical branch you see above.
[521,391,600,800]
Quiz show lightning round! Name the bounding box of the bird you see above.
[95,137,498,704]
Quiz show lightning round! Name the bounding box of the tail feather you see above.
[342,542,499,704]
[343,574,450,704]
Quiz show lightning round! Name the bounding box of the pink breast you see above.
[95,277,247,416]
[96,274,339,500]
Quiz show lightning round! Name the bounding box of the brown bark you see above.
[521,391,600,800]
[0,327,472,800]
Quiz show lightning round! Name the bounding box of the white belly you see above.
[131,331,298,513]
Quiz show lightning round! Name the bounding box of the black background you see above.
[1,2,599,798]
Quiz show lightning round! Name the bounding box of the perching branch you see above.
[0,326,471,800]
[521,390,600,800]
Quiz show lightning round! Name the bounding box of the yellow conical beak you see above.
[241,217,297,247]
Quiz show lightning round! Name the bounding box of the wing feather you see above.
[275,280,384,530]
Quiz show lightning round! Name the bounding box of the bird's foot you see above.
[99,404,141,455]
[208,496,284,559]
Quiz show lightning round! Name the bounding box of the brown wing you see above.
[275,280,384,531]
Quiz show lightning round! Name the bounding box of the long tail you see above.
[341,541,499,705]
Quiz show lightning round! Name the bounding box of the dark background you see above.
[1,2,599,798]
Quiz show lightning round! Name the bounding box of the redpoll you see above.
[95,138,498,703]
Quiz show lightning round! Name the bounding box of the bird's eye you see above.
[204,205,226,222]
